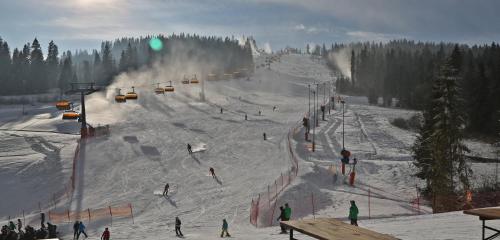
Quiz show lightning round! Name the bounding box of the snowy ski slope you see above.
[0,54,498,240]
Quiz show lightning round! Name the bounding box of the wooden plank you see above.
[281,218,398,240]
[464,208,500,220]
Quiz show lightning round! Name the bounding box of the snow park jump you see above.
[2,2,500,240]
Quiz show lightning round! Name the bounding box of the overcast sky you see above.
[1,0,499,52]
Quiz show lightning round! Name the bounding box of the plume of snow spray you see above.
[328,48,351,78]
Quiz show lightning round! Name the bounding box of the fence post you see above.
[256,194,260,228]
[23,210,25,226]
[67,209,70,223]
[275,180,278,199]
[268,185,271,208]
[88,208,91,223]
[38,202,41,213]
[416,184,420,214]
[53,194,57,209]
[368,188,371,219]
[250,199,254,225]
[281,173,283,188]
[109,206,113,226]
[311,192,316,219]
[129,204,134,224]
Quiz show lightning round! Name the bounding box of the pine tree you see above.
[93,50,102,83]
[350,49,356,88]
[30,38,46,93]
[47,40,59,89]
[82,60,91,83]
[58,52,73,91]
[0,38,12,95]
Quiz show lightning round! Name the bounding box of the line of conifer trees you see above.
[0,34,254,96]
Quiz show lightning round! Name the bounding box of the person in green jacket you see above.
[221,219,231,237]
[349,200,359,226]
[284,203,292,221]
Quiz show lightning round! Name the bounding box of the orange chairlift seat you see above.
[56,100,71,110]
[115,88,127,103]
[154,83,165,94]
[125,86,138,100]
[182,75,190,84]
[190,74,199,84]
[165,81,175,92]
[62,110,80,120]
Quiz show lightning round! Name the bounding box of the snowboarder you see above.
[220,108,223,114]
[163,183,170,196]
[284,203,291,221]
[175,216,183,237]
[101,227,110,240]
[187,144,192,154]
[245,114,248,120]
[73,221,79,239]
[263,132,267,140]
[277,206,287,233]
[40,212,45,229]
[258,110,262,116]
[17,219,22,232]
[78,221,88,239]
[220,219,231,237]
[349,200,359,226]
[209,167,216,178]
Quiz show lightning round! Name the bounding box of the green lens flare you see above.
[149,38,163,51]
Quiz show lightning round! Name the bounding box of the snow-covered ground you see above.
[0,53,498,240]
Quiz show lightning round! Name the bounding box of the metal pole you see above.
[342,101,345,150]
[80,92,87,139]
[328,82,331,115]
[312,91,316,152]
[308,84,311,133]
[316,84,319,126]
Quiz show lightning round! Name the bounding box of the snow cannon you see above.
[182,75,190,84]
[56,100,71,110]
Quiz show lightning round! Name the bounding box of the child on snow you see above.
[101,227,110,240]
[349,200,359,226]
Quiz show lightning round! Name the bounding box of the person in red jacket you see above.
[101,227,110,240]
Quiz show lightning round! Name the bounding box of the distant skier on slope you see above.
[245,114,248,120]
[220,219,231,237]
[163,183,170,196]
[263,132,267,140]
[220,108,223,114]
[175,216,183,237]
[209,167,216,178]
[187,144,192,154]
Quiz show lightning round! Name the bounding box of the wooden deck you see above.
[280,218,398,240]
[464,208,500,220]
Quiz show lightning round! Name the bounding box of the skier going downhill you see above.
[175,216,183,237]
[209,167,216,178]
[187,144,192,154]
[220,219,231,237]
[163,183,170,196]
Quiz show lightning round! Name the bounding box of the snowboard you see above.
[191,143,207,153]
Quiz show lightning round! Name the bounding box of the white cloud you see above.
[346,31,403,42]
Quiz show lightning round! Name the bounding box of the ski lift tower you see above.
[66,82,99,139]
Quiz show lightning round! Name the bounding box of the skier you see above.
[349,200,359,226]
[273,106,276,111]
[8,221,15,231]
[220,108,223,114]
[78,221,88,239]
[276,206,287,234]
[263,132,267,140]
[220,219,231,238]
[17,219,22,233]
[40,212,45,229]
[163,183,170,196]
[284,203,291,221]
[101,227,110,240]
[175,216,183,237]
[187,144,192,154]
[258,110,262,116]
[73,221,79,240]
[245,114,248,120]
[209,167,216,178]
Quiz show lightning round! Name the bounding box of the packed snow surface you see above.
[0,54,498,240]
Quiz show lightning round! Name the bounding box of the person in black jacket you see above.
[175,216,183,237]
[276,206,287,234]
[73,221,79,239]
